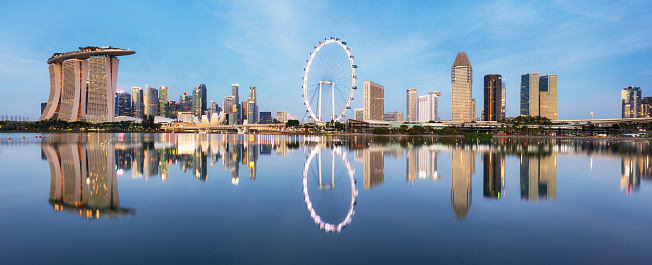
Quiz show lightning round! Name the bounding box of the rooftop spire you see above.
[452,52,471,67]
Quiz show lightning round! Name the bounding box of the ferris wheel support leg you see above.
[318,83,322,121]
[332,84,335,121]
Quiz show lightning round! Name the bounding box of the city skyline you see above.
[2,1,652,120]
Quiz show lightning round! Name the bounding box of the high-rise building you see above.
[451,52,473,122]
[193,84,207,117]
[363,81,384,121]
[622,86,641,118]
[143,85,159,116]
[247,86,258,124]
[224,96,236,117]
[354,108,364,121]
[641,97,652,118]
[159,86,168,117]
[115,91,132,116]
[241,101,248,121]
[406,88,417,121]
[501,80,506,119]
[180,93,193,113]
[39,47,135,123]
[417,91,441,122]
[383,111,404,122]
[259,112,272,124]
[275,111,290,123]
[520,73,540,117]
[132,87,144,118]
[483,74,503,121]
[539,75,557,120]
[472,98,476,121]
[232,83,241,123]
[41,102,47,115]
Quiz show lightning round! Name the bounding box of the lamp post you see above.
[590,112,594,120]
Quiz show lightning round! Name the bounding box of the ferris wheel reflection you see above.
[302,146,357,232]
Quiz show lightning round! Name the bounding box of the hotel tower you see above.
[39,46,135,123]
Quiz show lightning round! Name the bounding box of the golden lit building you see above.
[39,47,135,123]
[451,52,473,122]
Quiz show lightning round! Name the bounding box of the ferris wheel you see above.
[302,37,357,122]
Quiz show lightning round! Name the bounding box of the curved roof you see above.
[48,48,135,64]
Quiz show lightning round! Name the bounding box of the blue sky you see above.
[1,0,651,120]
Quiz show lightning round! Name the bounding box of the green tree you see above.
[373,127,390,134]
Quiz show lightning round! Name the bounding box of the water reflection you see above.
[451,149,473,220]
[42,134,134,219]
[520,155,557,202]
[35,133,652,226]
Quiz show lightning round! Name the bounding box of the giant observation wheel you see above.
[302,37,357,122]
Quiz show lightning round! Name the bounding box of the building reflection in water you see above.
[451,149,473,220]
[363,149,384,189]
[620,155,652,194]
[406,147,440,183]
[113,134,290,185]
[43,134,134,219]
[520,154,557,202]
[483,152,505,199]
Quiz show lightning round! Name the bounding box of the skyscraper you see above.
[483,74,503,121]
[417,91,441,122]
[622,86,641,118]
[539,75,557,120]
[641,97,652,118]
[276,111,290,123]
[247,86,258,124]
[232,83,241,123]
[143,85,159,116]
[159,86,168,117]
[39,47,134,123]
[363,81,384,121]
[451,52,473,122]
[520,73,540,116]
[501,80,506,119]
[406,88,417,121]
[193,84,207,117]
[131,87,144,118]
[115,91,132,117]
[224,96,236,117]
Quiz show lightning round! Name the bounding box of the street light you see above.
[590,112,594,120]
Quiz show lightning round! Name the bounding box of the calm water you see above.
[1,133,651,264]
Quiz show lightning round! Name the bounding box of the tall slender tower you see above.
[451,52,473,122]
[483,74,503,121]
[406,88,417,122]
[539,75,557,120]
[520,73,539,116]
[247,86,258,124]
[232,83,240,123]
[159,86,168,117]
[363,81,384,121]
[131,87,143,118]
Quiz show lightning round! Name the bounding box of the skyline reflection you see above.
[35,133,652,225]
